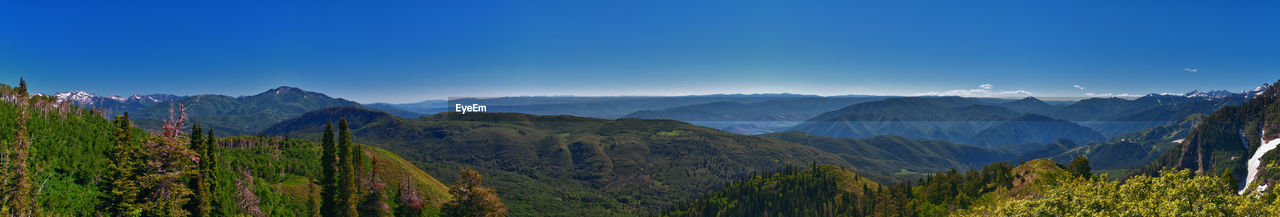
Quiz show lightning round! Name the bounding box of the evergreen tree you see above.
[337,118,358,216]
[185,123,211,217]
[206,129,222,217]
[320,122,338,217]
[442,168,508,217]
[2,95,37,216]
[1067,155,1092,179]
[101,113,142,216]
[15,77,24,95]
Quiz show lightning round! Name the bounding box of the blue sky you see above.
[2,0,1278,103]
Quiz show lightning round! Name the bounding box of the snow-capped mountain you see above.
[50,91,184,112]
[1175,83,1271,100]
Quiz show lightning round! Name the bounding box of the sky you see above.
[2,0,1278,103]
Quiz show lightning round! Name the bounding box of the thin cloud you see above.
[914,84,1033,97]
[1073,84,1085,90]
[1184,67,1198,73]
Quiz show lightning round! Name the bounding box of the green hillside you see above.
[0,82,450,216]
[261,107,851,216]
[760,132,1014,183]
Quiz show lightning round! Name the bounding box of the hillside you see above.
[759,132,1013,182]
[790,97,1021,142]
[0,84,450,216]
[622,96,889,134]
[660,164,883,217]
[967,114,1105,151]
[261,107,851,216]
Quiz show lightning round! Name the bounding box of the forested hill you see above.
[262,107,852,216]
[0,81,450,216]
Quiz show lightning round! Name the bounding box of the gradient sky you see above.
[2,0,1278,103]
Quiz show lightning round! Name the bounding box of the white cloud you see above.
[1073,84,1085,90]
[913,84,1032,97]
[1184,67,1198,73]
[1085,92,1142,98]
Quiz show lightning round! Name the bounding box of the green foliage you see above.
[101,114,143,216]
[442,168,507,217]
[959,169,1280,217]
[0,83,449,216]
[1,92,38,216]
[1067,155,1091,179]
[337,118,359,216]
[660,164,882,217]
[320,122,338,217]
[185,123,213,217]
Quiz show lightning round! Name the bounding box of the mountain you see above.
[789,96,1022,142]
[1133,79,1280,192]
[126,86,430,135]
[967,114,1106,151]
[622,96,890,134]
[50,90,184,113]
[997,97,1060,115]
[760,132,1015,182]
[261,107,850,216]
[363,102,425,118]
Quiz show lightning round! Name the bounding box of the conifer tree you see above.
[320,122,338,217]
[337,118,359,216]
[185,123,211,217]
[3,94,37,216]
[205,129,223,217]
[101,113,141,216]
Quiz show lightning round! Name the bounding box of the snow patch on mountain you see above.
[1241,130,1280,195]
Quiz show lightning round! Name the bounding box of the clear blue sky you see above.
[2,0,1278,103]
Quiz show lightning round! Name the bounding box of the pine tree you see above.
[320,121,338,217]
[337,118,358,216]
[101,113,142,216]
[442,168,507,217]
[15,77,25,95]
[185,123,212,217]
[205,129,223,217]
[3,94,37,216]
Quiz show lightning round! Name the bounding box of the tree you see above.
[1221,170,1238,191]
[234,168,264,217]
[320,121,338,217]
[398,172,426,217]
[205,129,222,217]
[2,94,37,216]
[442,168,507,217]
[135,104,199,216]
[185,123,212,217]
[1068,155,1092,179]
[359,156,391,217]
[101,113,142,216]
[337,118,358,216]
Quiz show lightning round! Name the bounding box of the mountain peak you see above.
[263,86,305,96]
